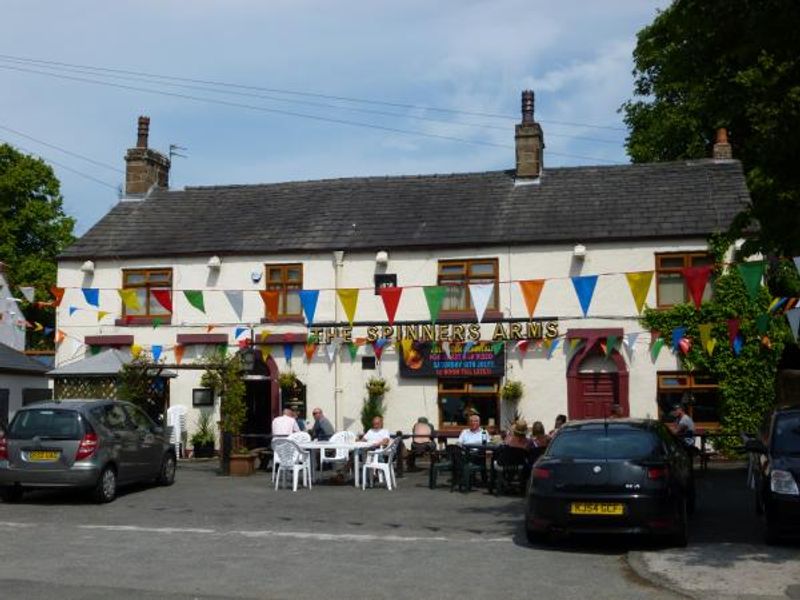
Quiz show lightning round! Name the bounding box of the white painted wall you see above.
[56,239,710,438]
[0,372,52,422]
[0,271,26,351]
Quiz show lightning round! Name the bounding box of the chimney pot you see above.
[137,116,150,148]
[515,90,544,179]
[521,89,535,125]
[712,127,732,160]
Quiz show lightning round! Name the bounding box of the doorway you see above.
[566,329,629,420]
[241,353,280,444]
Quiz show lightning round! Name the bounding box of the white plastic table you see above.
[298,440,374,488]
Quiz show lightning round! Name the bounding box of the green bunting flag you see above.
[423,286,446,324]
[606,335,618,357]
[650,337,665,361]
[492,341,505,355]
[183,290,205,314]
[755,314,771,335]
[347,342,358,360]
[737,261,766,299]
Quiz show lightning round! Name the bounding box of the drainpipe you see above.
[333,250,345,430]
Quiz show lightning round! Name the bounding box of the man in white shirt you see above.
[458,414,489,445]
[362,416,390,448]
[271,408,300,436]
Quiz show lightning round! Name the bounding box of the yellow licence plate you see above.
[27,450,60,462]
[570,502,625,516]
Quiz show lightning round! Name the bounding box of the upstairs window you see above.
[655,253,713,308]
[266,264,303,317]
[438,258,499,313]
[121,269,172,318]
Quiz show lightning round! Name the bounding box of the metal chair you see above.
[272,439,312,492]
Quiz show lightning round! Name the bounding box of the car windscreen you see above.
[7,409,84,440]
[547,427,662,460]
[773,414,800,456]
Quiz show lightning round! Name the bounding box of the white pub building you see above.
[55,91,748,443]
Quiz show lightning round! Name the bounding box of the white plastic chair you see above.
[362,437,400,491]
[273,439,312,492]
[319,431,355,474]
[288,431,311,443]
[166,405,187,459]
[272,431,312,481]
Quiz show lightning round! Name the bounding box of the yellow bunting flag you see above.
[33,322,44,332]
[625,271,653,314]
[706,338,717,356]
[260,345,271,363]
[97,311,110,322]
[131,343,143,359]
[118,289,140,312]
[519,280,545,318]
[400,338,413,361]
[337,289,359,326]
[698,323,713,354]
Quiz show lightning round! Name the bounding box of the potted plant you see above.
[190,412,216,459]
[501,379,524,403]
[361,376,389,432]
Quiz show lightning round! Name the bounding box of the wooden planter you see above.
[229,452,257,476]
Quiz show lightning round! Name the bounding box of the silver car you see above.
[0,399,176,503]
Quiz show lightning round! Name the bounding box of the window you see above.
[192,388,214,407]
[655,253,713,307]
[657,372,720,428]
[438,379,499,431]
[122,268,172,318]
[265,264,303,317]
[124,404,156,432]
[437,258,499,313]
[22,388,52,406]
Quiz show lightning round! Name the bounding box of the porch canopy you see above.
[47,348,177,378]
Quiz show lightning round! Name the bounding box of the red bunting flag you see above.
[151,289,173,313]
[378,287,403,325]
[50,286,65,307]
[260,290,280,322]
[727,319,740,348]
[681,265,713,309]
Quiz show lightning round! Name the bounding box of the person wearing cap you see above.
[505,420,531,449]
[669,404,696,447]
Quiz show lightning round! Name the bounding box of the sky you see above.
[0,1,669,235]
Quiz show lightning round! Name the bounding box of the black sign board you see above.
[399,341,505,378]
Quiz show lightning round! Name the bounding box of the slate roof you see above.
[0,343,50,375]
[60,160,750,260]
[47,348,177,378]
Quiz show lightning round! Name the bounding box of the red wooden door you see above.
[573,373,619,419]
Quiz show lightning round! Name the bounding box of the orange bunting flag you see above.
[174,344,185,365]
[304,343,317,362]
[337,289,359,326]
[54,329,66,344]
[519,280,545,318]
[206,325,216,333]
[625,271,653,314]
[260,290,280,322]
[50,286,65,307]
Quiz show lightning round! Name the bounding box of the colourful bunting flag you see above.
[671,327,686,352]
[68,305,78,316]
[299,290,319,325]
[131,343,143,359]
[183,290,205,314]
[547,338,560,359]
[284,343,294,363]
[606,336,618,357]
[152,289,172,313]
[732,334,743,356]
[234,327,248,339]
[727,319,740,348]
[224,290,244,321]
[152,318,162,329]
[571,275,598,317]
[151,345,163,362]
[373,338,389,361]
[519,280,545,318]
[423,286,446,324]
[623,332,639,361]
[786,308,800,343]
[19,286,34,303]
[463,340,476,356]
[43,326,53,336]
[625,271,653,314]
[50,286,65,307]
[468,283,494,323]
[305,342,317,362]
[97,311,110,322]
[737,261,766,299]
[347,342,358,360]
[175,344,185,365]
[698,324,713,354]
[707,338,717,356]
[681,265,713,309]
[54,329,65,344]
[400,339,413,361]
[118,289,140,312]
[260,290,280,322]
[326,339,341,363]
[650,336,665,361]
[337,288,359,326]
[259,344,271,364]
[755,314,771,335]
[82,288,99,308]
[794,257,800,276]
[492,341,505,356]
[378,287,403,325]
[32,322,43,332]
[769,297,786,314]
[516,339,530,354]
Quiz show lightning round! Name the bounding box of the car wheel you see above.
[93,466,117,503]
[764,509,781,545]
[156,452,176,486]
[669,499,689,548]
[525,525,548,545]
[0,484,23,503]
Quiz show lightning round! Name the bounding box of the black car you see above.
[525,419,694,546]
[743,405,800,543]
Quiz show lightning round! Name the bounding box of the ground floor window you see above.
[657,372,720,429]
[438,378,499,432]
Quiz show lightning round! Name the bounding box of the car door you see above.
[123,404,163,480]
[100,404,141,482]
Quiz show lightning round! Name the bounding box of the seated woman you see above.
[505,420,532,449]
[531,421,551,448]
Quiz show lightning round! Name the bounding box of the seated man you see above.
[362,415,390,448]
[407,416,436,470]
[271,407,300,437]
[458,414,489,446]
[310,407,334,441]
[668,404,696,448]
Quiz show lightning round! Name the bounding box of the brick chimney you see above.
[515,90,544,179]
[712,127,733,160]
[124,116,170,195]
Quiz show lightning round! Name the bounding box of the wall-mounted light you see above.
[207,255,221,270]
[375,250,389,265]
[80,260,95,274]
[573,244,586,260]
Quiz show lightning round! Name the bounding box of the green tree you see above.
[200,350,246,438]
[621,0,800,258]
[0,144,75,346]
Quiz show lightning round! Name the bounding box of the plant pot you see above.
[193,442,215,459]
[229,453,257,476]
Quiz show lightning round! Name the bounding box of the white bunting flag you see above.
[224,290,244,322]
[794,256,800,276]
[623,332,640,361]
[19,287,35,303]
[326,338,342,363]
[469,283,494,323]
[787,308,800,343]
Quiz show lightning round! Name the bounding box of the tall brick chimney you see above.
[124,116,170,195]
[515,90,544,179]
[712,127,733,160]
